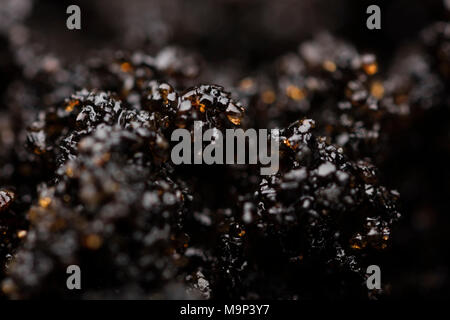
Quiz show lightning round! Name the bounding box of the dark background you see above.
[1,0,449,299]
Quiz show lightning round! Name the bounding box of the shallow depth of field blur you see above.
[1,0,449,299]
